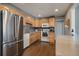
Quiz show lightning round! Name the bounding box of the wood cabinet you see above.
[32,18,49,27]
[29,32,37,45]
[24,17,57,27]
[49,32,55,44]
[40,18,48,27]
[32,17,55,27]
[36,32,41,41]
[26,17,32,24]
[23,17,33,25]
[41,18,48,23]
[35,19,40,27]
[29,32,41,45]
[32,19,35,27]
[32,19,41,27]
[48,18,55,27]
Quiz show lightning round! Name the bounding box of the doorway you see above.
[55,20,64,39]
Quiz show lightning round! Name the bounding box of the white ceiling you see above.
[12,3,72,18]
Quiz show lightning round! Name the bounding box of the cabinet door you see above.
[32,19,41,27]
[41,18,48,23]
[49,18,55,27]
[36,32,41,40]
[29,33,36,45]
[40,18,48,27]
[39,19,42,27]
[24,17,32,24]
[32,19,35,27]
[29,32,41,45]
[35,19,40,27]
[27,17,32,24]
[49,32,55,44]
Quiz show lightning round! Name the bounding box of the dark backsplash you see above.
[24,24,55,34]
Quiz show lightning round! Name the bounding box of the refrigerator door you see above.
[3,10,15,44]
[18,16,23,40]
[15,16,23,41]
[14,15,19,40]
[0,10,3,56]
[3,42,17,56]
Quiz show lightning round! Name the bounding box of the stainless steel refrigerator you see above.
[14,15,23,56]
[0,10,23,56]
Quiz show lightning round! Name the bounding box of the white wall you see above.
[75,4,79,36]
[65,4,77,36]
[55,17,64,39]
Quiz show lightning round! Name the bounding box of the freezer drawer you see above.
[16,41,23,56]
[0,43,2,56]
[3,42,17,56]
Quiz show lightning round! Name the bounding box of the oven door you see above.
[41,29,49,42]
[42,32,48,37]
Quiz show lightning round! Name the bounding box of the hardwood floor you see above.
[56,35,79,56]
[22,41,55,56]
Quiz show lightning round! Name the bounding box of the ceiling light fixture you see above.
[38,14,41,17]
[55,9,59,12]
[27,17,31,18]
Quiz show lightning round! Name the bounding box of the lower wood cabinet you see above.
[30,32,55,45]
[29,35,37,45]
[49,32,55,44]
[29,32,41,45]
[36,32,41,41]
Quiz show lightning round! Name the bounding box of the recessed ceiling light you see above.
[38,14,41,17]
[27,17,31,18]
[55,9,59,12]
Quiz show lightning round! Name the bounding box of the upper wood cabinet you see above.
[41,18,48,23]
[26,17,32,24]
[32,19,41,27]
[30,17,55,27]
[23,17,33,25]
[48,17,55,27]
[32,19,35,27]
[40,18,48,26]
[35,19,40,27]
